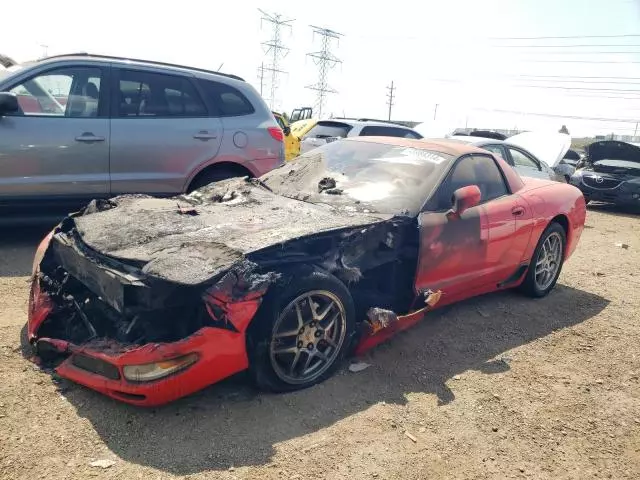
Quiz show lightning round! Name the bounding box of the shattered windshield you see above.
[261,139,453,215]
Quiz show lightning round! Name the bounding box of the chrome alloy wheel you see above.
[534,232,563,291]
[269,290,347,385]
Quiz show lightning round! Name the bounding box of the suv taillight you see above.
[268,127,284,142]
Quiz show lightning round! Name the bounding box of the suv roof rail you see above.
[40,53,245,82]
[331,116,407,126]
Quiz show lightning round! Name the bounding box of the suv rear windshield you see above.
[302,121,352,139]
[359,125,423,139]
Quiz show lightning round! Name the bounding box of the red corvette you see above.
[28,137,586,406]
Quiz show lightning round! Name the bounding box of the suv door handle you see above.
[512,206,525,216]
[75,133,105,142]
[193,131,217,141]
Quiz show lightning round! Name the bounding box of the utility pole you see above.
[634,121,638,137]
[306,26,343,118]
[39,44,48,59]
[386,81,395,121]
[258,9,294,110]
[433,103,439,121]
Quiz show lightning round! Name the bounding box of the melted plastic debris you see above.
[424,289,443,307]
[366,307,399,333]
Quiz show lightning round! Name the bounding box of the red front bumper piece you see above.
[29,279,261,406]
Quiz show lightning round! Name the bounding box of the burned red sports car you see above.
[28,137,586,406]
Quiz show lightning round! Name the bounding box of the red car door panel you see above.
[416,205,490,298]
[414,153,529,303]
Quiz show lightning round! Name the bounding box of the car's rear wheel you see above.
[249,267,355,392]
[519,222,566,297]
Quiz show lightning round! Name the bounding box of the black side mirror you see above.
[283,125,291,136]
[0,92,19,115]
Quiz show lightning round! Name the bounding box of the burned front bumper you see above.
[28,231,263,406]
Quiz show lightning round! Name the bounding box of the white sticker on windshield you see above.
[371,148,447,165]
[400,148,448,164]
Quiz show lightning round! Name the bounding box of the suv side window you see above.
[482,144,508,161]
[9,67,103,118]
[433,155,509,210]
[508,147,541,171]
[359,125,422,139]
[116,70,207,118]
[198,79,255,117]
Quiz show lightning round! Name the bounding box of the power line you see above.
[487,44,640,48]
[386,81,395,121]
[471,107,640,123]
[428,78,640,100]
[258,9,294,110]
[486,34,640,40]
[306,26,343,118]
[502,59,640,63]
[508,77,640,85]
[501,51,640,54]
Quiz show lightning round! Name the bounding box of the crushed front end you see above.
[28,223,268,406]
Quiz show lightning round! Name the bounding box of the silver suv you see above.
[0,53,284,223]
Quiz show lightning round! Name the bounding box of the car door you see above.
[0,65,110,205]
[415,154,520,301]
[109,67,222,195]
[507,146,548,180]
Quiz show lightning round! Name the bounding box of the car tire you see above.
[187,167,246,192]
[519,222,566,298]
[248,266,355,393]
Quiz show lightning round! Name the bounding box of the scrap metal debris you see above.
[367,307,398,333]
[615,242,630,249]
[424,289,443,307]
[318,177,337,193]
[176,203,198,216]
[348,361,372,373]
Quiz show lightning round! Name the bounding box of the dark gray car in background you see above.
[0,53,284,224]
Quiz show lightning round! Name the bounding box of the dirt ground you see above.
[1,205,639,480]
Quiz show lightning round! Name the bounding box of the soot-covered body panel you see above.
[72,177,392,285]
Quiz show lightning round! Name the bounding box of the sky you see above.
[2,0,640,136]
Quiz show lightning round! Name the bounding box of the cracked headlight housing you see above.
[123,353,198,382]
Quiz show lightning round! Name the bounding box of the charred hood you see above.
[586,140,640,163]
[67,178,394,285]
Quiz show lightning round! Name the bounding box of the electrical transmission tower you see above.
[306,26,343,118]
[386,81,395,121]
[258,9,294,110]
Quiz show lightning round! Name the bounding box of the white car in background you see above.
[445,131,572,182]
[299,118,423,155]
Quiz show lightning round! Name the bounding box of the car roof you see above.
[318,118,416,129]
[447,135,500,146]
[348,136,491,157]
[32,53,245,82]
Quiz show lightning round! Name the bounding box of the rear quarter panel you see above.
[519,179,586,262]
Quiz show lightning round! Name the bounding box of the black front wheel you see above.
[248,267,355,392]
